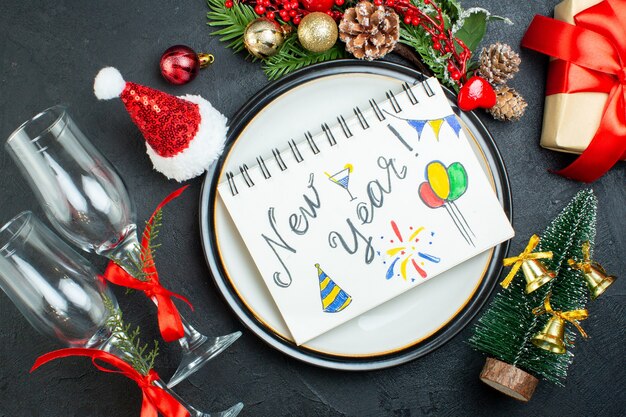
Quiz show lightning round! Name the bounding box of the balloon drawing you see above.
[418,161,475,246]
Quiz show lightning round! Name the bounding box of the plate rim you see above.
[199,59,512,370]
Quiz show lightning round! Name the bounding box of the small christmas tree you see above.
[469,189,602,401]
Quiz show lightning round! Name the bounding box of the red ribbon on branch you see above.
[31,348,190,417]
[521,0,626,183]
[104,186,193,342]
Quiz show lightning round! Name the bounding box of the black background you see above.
[0,1,624,416]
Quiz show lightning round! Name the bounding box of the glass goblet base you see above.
[168,331,242,388]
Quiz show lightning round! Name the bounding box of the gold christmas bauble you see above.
[297,12,338,53]
[243,18,287,59]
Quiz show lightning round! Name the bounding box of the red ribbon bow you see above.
[521,0,626,182]
[31,348,190,417]
[104,186,193,342]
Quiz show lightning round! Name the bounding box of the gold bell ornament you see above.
[501,235,556,293]
[531,294,589,354]
[568,241,616,300]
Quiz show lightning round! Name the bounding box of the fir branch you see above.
[400,24,455,90]
[399,0,461,90]
[115,209,164,284]
[263,36,348,81]
[206,0,258,55]
[103,297,159,376]
[111,244,146,283]
[141,209,163,277]
[399,0,511,89]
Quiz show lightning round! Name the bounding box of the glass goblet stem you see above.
[103,231,219,345]
[104,231,242,388]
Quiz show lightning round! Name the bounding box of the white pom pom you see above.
[94,67,126,100]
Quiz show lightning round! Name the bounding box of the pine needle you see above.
[400,2,459,91]
[206,0,258,56]
[103,297,159,376]
[205,0,486,84]
[401,25,452,86]
[140,209,163,281]
[206,0,345,78]
[263,36,348,81]
[116,208,164,284]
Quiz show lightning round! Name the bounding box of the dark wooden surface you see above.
[0,1,624,416]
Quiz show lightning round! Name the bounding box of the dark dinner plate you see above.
[199,60,512,370]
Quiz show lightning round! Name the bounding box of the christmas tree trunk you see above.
[469,189,598,400]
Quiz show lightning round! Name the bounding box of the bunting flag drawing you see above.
[406,115,462,140]
[315,263,352,313]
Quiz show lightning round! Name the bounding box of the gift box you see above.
[540,0,626,160]
[522,0,626,182]
[539,0,610,157]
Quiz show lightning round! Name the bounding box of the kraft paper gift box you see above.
[540,0,625,160]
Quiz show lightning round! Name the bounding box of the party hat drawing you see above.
[315,264,352,313]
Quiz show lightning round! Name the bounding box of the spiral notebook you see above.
[218,78,514,345]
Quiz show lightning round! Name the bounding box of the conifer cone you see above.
[488,86,527,121]
[339,1,400,61]
[478,43,521,85]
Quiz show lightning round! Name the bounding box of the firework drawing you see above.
[325,163,357,201]
[382,221,441,282]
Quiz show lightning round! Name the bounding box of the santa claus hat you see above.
[93,67,227,182]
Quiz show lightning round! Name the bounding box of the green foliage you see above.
[399,1,510,89]
[206,0,346,79]
[117,209,163,284]
[453,8,511,53]
[103,297,159,376]
[206,0,258,54]
[400,24,455,90]
[399,0,467,91]
[439,0,462,21]
[469,190,597,385]
[141,209,163,274]
[453,10,488,53]
[205,0,505,85]
[263,36,348,81]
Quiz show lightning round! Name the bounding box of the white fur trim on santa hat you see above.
[94,67,126,100]
[145,94,228,182]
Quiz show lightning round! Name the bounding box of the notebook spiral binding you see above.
[226,80,433,196]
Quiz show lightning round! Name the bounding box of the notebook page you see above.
[218,79,514,345]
